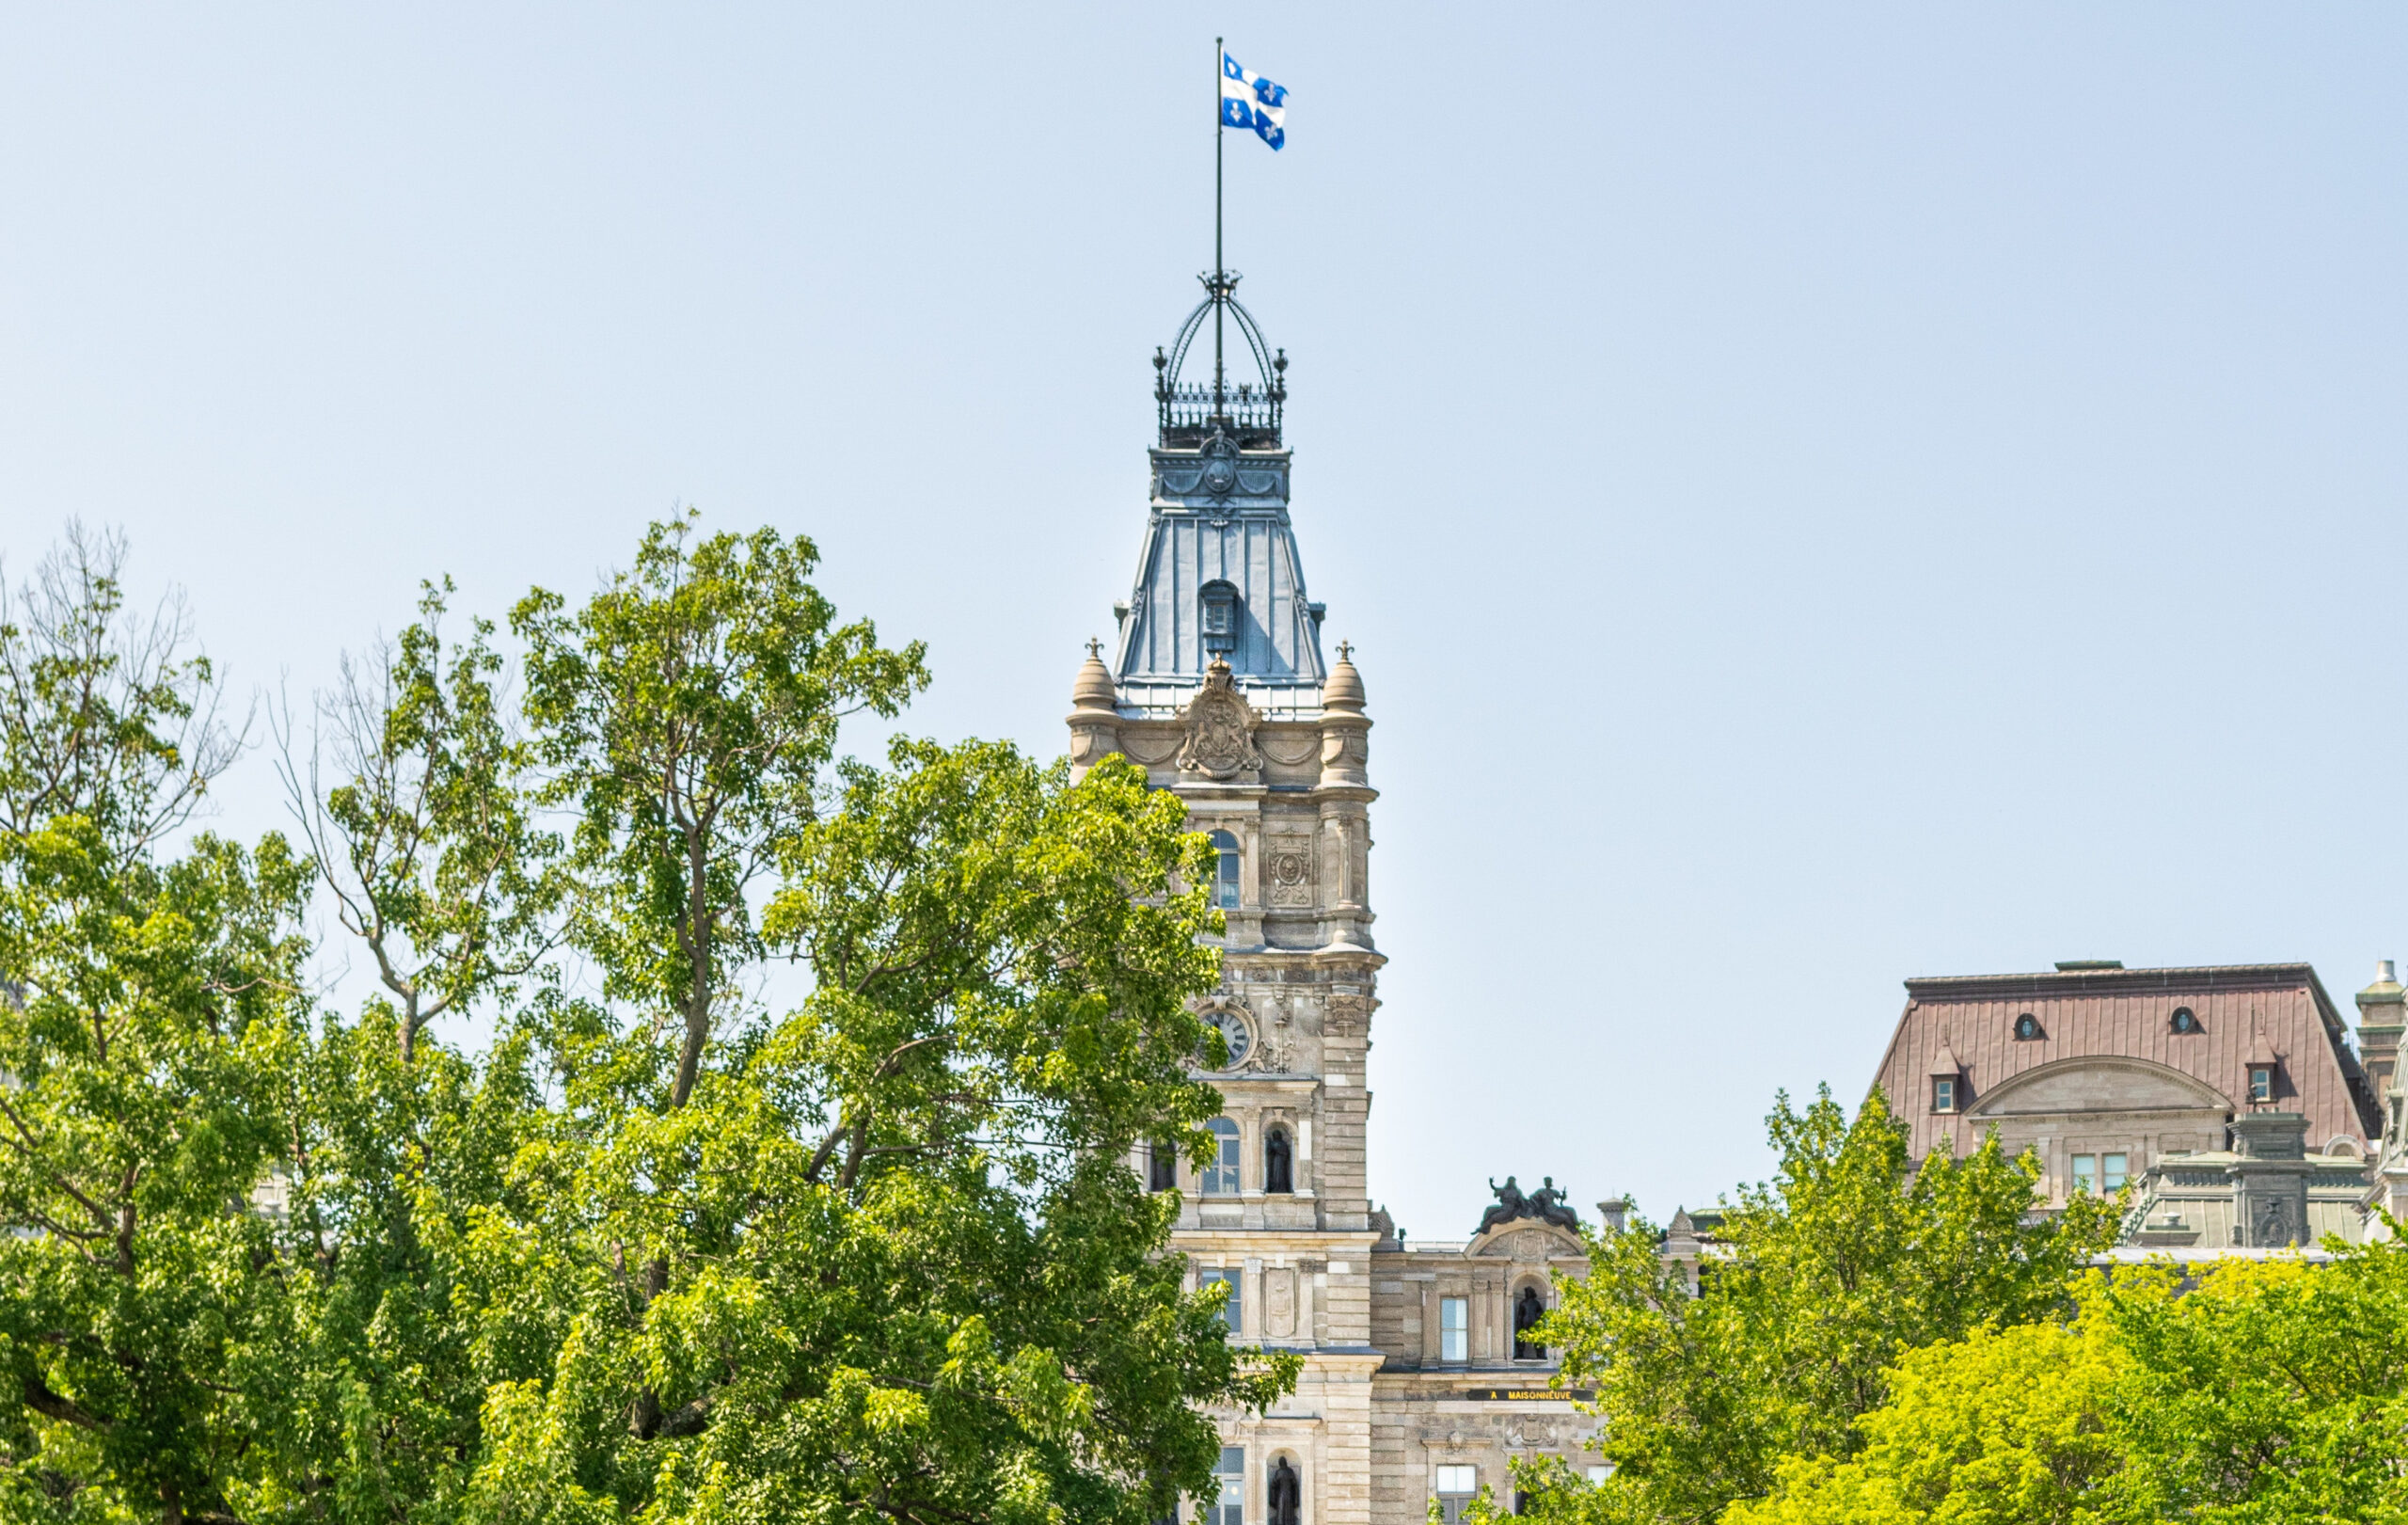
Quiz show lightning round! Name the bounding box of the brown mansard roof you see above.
[1870,962,2382,1160]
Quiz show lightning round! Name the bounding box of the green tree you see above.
[1721,1303,2128,1525]
[1508,1088,2118,1525]
[0,527,314,1521]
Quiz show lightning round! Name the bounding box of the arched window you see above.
[1202,1118,1242,1194]
[1513,1284,1546,1360]
[2171,1007,2201,1035]
[1209,829,1243,910]
[1264,1127,1293,1194]
[1199,579,1241,656]
[2014,1013,2043,1041]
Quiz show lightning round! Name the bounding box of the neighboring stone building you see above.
[1867,960,2389,1250]
[1069,274,1598,1525]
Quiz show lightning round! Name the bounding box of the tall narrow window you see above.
[1200,580,1241,656]
[1212,1447,1245,1525]
[1434,1466,1478,1525]
[1209,829,1243,911]
[2101,1152,2129,1193]
[1203,1118,1242,1195]
[1932,1076,1957,1113]
[1201,1269,1241,1332]
[1440,1296,1468,1362]
[2071,1154,2097,1196]
[2249,1065,2273,1104]
[1148,1138,1177,1193]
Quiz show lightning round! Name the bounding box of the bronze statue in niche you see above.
[1513,1285,1547,1360]
[1265,1128,1293,1194]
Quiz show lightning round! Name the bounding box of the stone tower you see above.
[1067,271,1384,1524]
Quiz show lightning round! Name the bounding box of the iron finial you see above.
[1337,639,1354,662]
[1085,636,1103,659]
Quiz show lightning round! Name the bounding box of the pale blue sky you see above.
[6,7,2407,1240]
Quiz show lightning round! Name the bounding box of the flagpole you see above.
[1212,35,1227,419]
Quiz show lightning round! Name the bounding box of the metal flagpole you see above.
[1212,35,1226,418]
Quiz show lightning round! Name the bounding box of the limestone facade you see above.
[1068,342,1600,1520]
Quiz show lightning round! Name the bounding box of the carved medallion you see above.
[1267,838,1314,907]
[1177,658,1264,780]
[1199,433,1241,498]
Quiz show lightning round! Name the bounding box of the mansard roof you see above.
[1110,433,1329,718]
[1870,961,2382,1160]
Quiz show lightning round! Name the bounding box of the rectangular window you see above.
[2102,1152,2129,1193]
[1435,1465,1477,1524]
[1203,1122,1242,1195]
[1440,1296,1468,1362]
[1213,1446,1244,1525]
[1148,1139,1177,1193]
[1932,1076,1956,1113]
[2250,1066,2273,1103]
[1201,1269,1241,1333]
[2071,1154,2096,1196]
[1586,1465,1614,1484]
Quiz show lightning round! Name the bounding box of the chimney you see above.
[2359,960,2406,1100]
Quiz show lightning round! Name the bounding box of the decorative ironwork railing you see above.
[1153,271,1288,450]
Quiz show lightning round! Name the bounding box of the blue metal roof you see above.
[1112,437,1327,716]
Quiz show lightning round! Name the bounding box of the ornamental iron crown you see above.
[1153,268,1286,450]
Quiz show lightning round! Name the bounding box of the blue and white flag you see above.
[1220,51,1287,150]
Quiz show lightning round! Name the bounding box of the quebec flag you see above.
[1221,51,1288,150]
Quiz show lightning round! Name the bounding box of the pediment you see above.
[1967,1056,2232,1118]
[1469,1221,1584,1259]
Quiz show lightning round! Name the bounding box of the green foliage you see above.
[1512,1088,2119,1525]
[1719,1240,2408,1525]
[0,516,1293,1523]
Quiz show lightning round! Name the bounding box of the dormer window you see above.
[2013,1013,2043,1041]
[1932,1075,1958,1113]
[1199,580,1241,656]
[2171,1007,2201,1035]
[2248,1065,2273,1104]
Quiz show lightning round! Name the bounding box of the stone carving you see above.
[1176,658,1263,781]
[1259,732,1319,766]
[1479,1175,1582,1234]
[1266,1267,1297,1337]
[1267,838,1314,906]
[2256,1196,2294,1247]
[1323,993,1368,1038]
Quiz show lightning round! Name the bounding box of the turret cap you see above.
[1323,640,1366,712]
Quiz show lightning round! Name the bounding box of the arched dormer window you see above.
[1202,1118,1242,1194]
[2013,1013,2044,1041]
[1264,1127,1293,1194]
[2171,1007,2201,1035]
[1199,580,1241,656]
[1208,829,1243,910]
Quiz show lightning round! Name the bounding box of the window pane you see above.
[2251,1068,2273,1102]
[2102,1153,2129,1192]
[1933,1077,1955,1112]
[1586,1465,1614,1484]
[1210,830,1242,911]
[1215,1448,1244,1525]
[1202,1270,1240,1332]
[1204,1119,1241,1195]
[1441,1296,1467,1362]
[2072,1155,2096,1195]
[1436,1466,1477,1493]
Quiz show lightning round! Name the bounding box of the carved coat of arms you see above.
[1177,657,1264,780]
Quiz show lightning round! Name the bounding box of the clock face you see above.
[1206,1012,1251,1068]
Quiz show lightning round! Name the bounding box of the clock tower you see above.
[1067,268,1383,1524]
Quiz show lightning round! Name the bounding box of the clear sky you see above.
[6,6,2407,1244]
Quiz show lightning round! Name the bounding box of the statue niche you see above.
[1265,1127,1294,1194]
[1513,1284,1546,1360]
[1268,1456,1301,1525]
